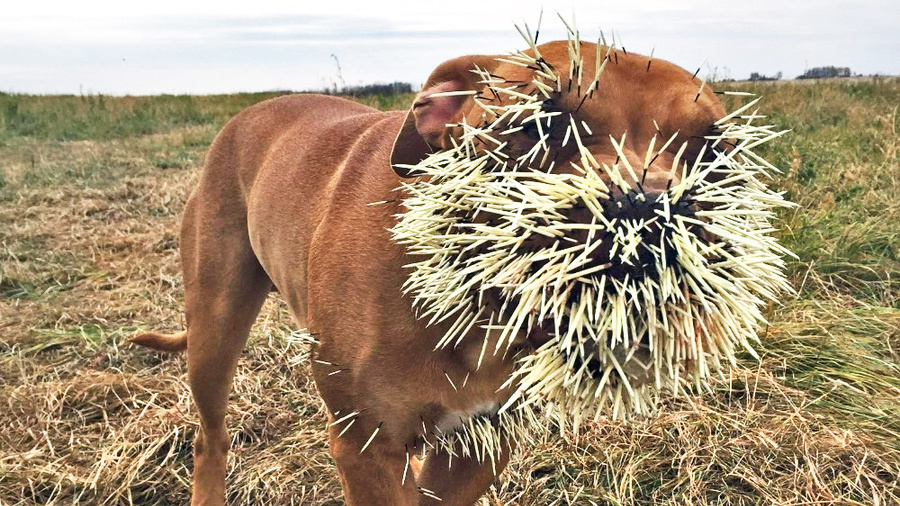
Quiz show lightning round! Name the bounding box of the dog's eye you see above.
[521,121,542,140]
[516,98,559,141]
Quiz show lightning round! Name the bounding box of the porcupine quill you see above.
[390,16,794,465]
[359,422,383,454]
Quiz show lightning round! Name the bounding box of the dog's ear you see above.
[390,55,500,177]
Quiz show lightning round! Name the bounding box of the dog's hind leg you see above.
[178,187,273,505]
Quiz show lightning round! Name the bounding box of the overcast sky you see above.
[2,0,898,95]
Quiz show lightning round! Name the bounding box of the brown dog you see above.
[132,40,725,505]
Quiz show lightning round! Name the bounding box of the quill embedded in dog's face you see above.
[391,39,793,428]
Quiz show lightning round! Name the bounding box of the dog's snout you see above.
[580,188,700,285]
[597,191,669,281]
[602,190,664,223]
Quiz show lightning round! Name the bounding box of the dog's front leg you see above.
[328,421,420,505]
[415,439,514,505]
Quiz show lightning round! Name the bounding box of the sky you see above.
[2,0,898,95]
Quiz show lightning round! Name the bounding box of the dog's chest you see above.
[435,401,500,433]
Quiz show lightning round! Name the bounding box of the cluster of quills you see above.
[310,15,793,484]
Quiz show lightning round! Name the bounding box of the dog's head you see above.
[392,40,721,180]
[390,36,793,426]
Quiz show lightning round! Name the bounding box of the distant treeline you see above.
[745,66,861,82]
[797,66,852,79]
[325,82,414,97]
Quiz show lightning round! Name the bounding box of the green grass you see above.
[0,92,281,143]
[0,80,898,505]
[721,79,900,307]
[0,91,415,198]
[0,91,414,145]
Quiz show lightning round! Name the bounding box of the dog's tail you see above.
[130,330,188,352]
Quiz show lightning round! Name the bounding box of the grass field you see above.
[1,78,898,505]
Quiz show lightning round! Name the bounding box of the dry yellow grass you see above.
[1,80,898,505]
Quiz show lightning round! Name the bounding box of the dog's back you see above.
[132,94,404,348]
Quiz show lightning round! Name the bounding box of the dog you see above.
[132,39,728,505]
